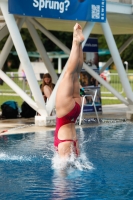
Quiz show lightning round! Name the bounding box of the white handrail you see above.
[79,90,100,125]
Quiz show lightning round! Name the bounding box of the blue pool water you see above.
[0,123,133,200]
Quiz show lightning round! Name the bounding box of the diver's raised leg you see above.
[56,23,84,116]
[66,23,84,74]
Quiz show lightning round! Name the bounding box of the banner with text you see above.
[80,38,102,113]
[8,0,106,22]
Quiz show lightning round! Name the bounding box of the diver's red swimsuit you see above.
[54,102,81,153]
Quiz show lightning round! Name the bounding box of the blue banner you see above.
[80,38,102,113]
[83,38,98,52]
[8,0,106,22]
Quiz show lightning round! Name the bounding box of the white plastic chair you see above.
[79,89,100,125]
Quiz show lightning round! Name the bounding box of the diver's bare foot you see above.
[73,23,85,44]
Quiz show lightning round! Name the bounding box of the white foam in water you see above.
[0,152,32,162]
[52,127,94,171]
[52,151,94,171]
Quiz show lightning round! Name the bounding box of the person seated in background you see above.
[40,73,55,103]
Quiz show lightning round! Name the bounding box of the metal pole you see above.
[83,62,128,105]
[58,57,62,74]
[29,18,95,56]
[26,19,58,84]
[0,1,47,116]
[29,18,70,55]
[124,61,128,73]
[0,18,25,70]
[0,24,9,41]
[100,35,133,73]
[101,19,133,103]
[82,22,95,48]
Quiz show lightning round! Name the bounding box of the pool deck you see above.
[0,104,129,135]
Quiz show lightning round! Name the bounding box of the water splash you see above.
[52,151,94,171]
[52,127,94,171]
[0,152,32,162]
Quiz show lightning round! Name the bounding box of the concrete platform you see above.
[0,104,129,135]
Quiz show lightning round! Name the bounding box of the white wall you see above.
[18,62,48,81]
[107,0,132,3]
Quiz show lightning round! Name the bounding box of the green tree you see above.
[1,28,133,70]
[96,34,133,69]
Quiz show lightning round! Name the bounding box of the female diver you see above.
[54,23,85,158]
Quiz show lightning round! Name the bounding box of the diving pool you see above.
[0,123,133,200]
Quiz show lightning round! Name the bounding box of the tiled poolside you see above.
[0,104,128,135]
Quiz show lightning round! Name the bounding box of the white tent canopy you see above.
[18,62,48,81]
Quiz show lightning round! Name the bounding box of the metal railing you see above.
[101,73,133,96]
[79,90,100,125]
[0,73,42,95]
[0,73,42,108]
[101,73,124,94]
